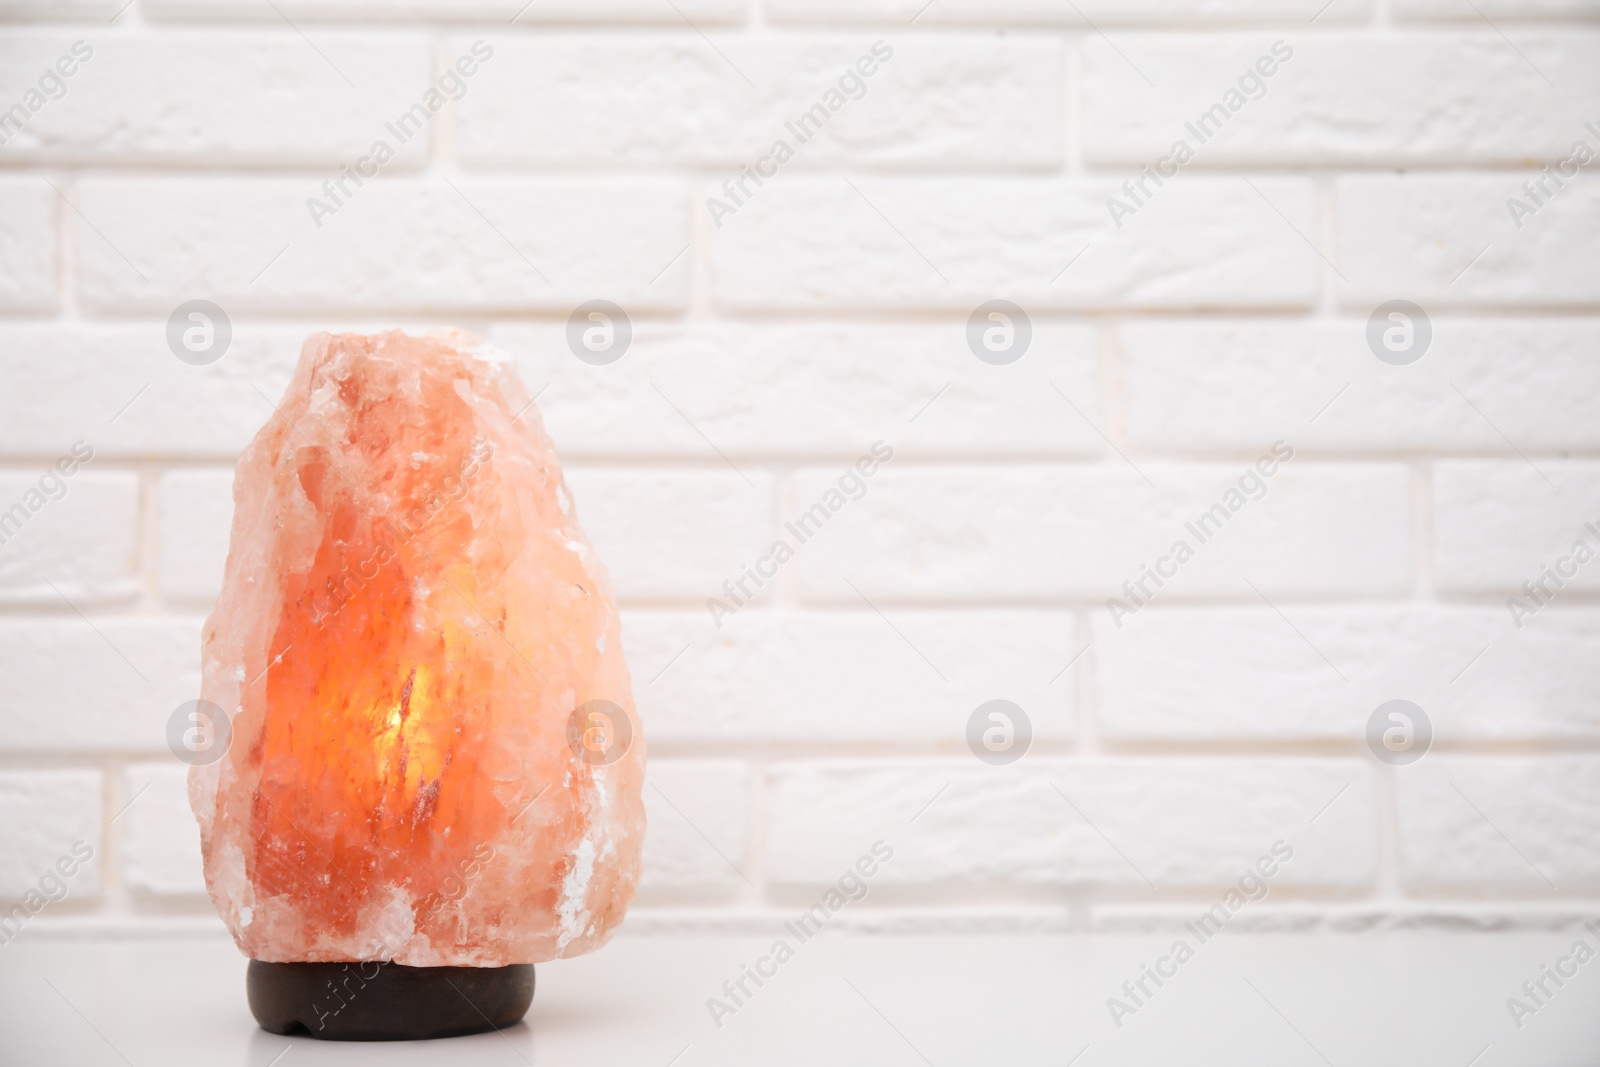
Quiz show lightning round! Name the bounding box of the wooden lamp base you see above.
[247,959,534,1040]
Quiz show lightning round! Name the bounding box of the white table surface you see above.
[2,932,1597,1065]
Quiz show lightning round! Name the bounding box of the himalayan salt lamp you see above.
[188,329,644,1039]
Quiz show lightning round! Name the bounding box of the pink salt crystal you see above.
[189,329,644,966]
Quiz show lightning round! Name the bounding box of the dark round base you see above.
[247,959,534,1041]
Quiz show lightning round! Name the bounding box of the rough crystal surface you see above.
[189,329,644,966]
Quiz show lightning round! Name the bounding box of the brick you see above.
[1121,318,1600,452]
[120,763,204,896]
[1095,605,1600,741]
[1398,757,1600,891]
[765,759,1375,891]
[767,0,1368,22]
[0,0,121,15]
[639,761,749,899]
[0,618,202,752]
[488,320,1102,458]
[710,176,1319,310]
[74,177,690,314]
[1084,34,1600,165]
[0,469,139,605]
[562,468,773,600]
[0,324,305,460]
[456,36,1060,168]
[1395,0,1600,17]
[0,31,431,166]
[0,771,102,903]
[1435,461,1600,593]
[791,462,1413,601]
[158,470,234,604]
[625,609,1076,743]
[1339,173,1600,307]
[0,175,55,311]
[143,0,746,20]
[1089,903,1600,933]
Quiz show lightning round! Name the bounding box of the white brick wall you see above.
[1120,318,1600,451]
[711,176,1321,309]
[631,609,1076,743]
[766,759,1375,891]
[1094,605,1600,740]
[1083,33,1600,165]
[489,320,1103,457]
[791,462,1415,600]
[0,771,102,903]
[0,31,434,165]
[1,0,1597,939]
[1397,757,1600,891]
[0,471,140,604]
[156,470,233,603]
[0,618,202,750]
[456,36,1063,168]
[74,178,691,313]
[639,760,751,899]
[1340,173,1600,306]
[119,762,202,896]
[0,176,56,312]
[1435,461,1600,593]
